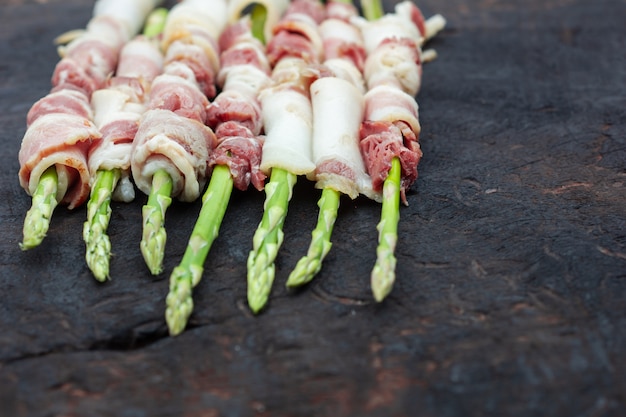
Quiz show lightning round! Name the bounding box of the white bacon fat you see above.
[309,76,371,199]
[306,1,378,200]
[259,58,317,176]
[258,0,327,176]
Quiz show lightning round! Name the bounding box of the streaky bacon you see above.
[355,0,437,204]
[209,122,266,191]
[147,73,209,123]
[163,42,217,99]
[18,113,101,209]
[265,0,326,66]
[26,90,93,126]
[207,90,263,135]
[359,120,421,204]
[207,16,272,191]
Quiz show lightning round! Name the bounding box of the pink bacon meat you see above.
[206,17,273,192]
[19,0,162,209]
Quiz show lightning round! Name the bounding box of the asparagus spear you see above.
[285,187,339,287]
[165,5,269,334]
[247,168,297,313]
[285,0,364,288]
[83,8,168,280]
[140,169,173,275]
[361,0,405,302]
[371,157,401,301]
[83,168,121,280]
[246,0,327,313]
[20,166,59,250]
[166,165,233,335]
[360,0,384,22]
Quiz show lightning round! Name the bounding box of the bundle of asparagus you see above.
[17,0,447,335]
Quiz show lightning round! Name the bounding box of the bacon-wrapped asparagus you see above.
[356,0,445,300]
[83,9,167,281]
[130,0,228,275]
[286,0,374,287]
[165,6,282,336]
[246,0,327,313]
[18,0,163,250]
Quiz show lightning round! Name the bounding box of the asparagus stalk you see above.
[360,0,384,21]
[83,8,168,280]
[143,8,169,38]
[20,166,59,250]
[286,187,339,287]
[371,157,401,301]
[140,169,173,275]
[361,0,405,301]
[247,167,297,313]
[166,165,233,335]
[83,168,121,280]
[165,5,269,334]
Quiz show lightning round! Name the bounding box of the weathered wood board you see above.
[0,0,624,415]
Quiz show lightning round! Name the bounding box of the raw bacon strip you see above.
[19,113,101,210]
[265,0,326,66]
[258,58,320,176]
[207,17,273,191]
[132,109,217,201]
[26,90,93,126]
[318,1,367,72]
[307,1,372,200]
[247,0,327,313]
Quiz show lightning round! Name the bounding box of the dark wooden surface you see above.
[1,0,625,416]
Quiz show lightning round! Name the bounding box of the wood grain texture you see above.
[1,0,625,416]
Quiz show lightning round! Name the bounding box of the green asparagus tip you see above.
[371,157,401,302]
[166,264,197,335]
[246,168,296,313]
[140,169,173,275]
[83,169,120,281]
[165,165,234,335]
[286,187,340,288]
[361,0,385,21]
[250,4,268,45]
[20,166,59,250]
[142,8,169,38]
